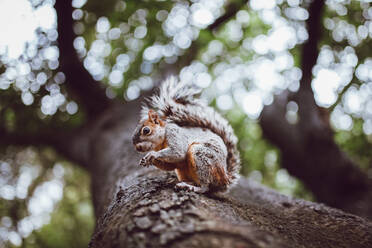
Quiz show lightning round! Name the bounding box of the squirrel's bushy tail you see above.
[143,77,241,185]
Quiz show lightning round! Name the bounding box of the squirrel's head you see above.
[132,109,166,152]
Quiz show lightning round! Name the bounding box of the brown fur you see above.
[183,142,201,185]
[143,111,166,137]
[177,142,229,191]
[210,166,229,188]
[148,109,165,126]
[174,143,201,185]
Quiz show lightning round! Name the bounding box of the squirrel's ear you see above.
[148,109,160,124]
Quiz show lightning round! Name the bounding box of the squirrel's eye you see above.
[142,126,151,135]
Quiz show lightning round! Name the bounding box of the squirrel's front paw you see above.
[139,151,157,167]
[139,157,148,167]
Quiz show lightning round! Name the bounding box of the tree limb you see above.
[260,91,301,154]
[208,0,249,31]
[158,0,249,80]
[296,0,327,134]
[0,1,113,163]
[299,0,325,91]
[0,124,92,168]
[329,78,361,112]
[55,0,110,119]
[260,0,372,220]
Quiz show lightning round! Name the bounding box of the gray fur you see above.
[150,123,227,167]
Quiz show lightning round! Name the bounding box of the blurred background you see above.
[1,0,372,247]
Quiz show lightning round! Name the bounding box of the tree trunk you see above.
[260,91,372,221]
[259,0,372,220]
[62,100,372,248]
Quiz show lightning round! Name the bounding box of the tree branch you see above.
[260,0,372,220]
[295,0,327,134]
[55,0,110,119]
[260,91,301,153]
[0,1,115,165]
[329,78,361,112]
[158,0,249,81]
[208,0,249,31]
[299,0,325,91]
[0,126,90,168]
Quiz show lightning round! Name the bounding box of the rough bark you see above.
[260,0,372,220]
[59,99,371,248]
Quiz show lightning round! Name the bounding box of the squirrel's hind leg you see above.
[186,142,229,192]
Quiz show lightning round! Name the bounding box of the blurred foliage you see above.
[0,147,94,248]
[1,0,372,247]
[225,106,313,200]
[335,118,372,171]
[29,165,94,248]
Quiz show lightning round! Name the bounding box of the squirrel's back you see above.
[143,77,241,185]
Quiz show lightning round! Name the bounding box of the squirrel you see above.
[132,77,240,193]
